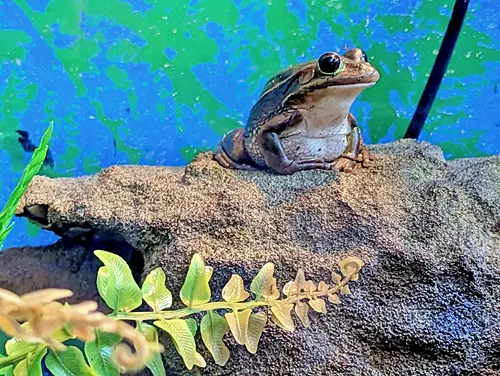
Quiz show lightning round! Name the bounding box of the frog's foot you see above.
[214,144,256,171]
[332,156,358,173]
[258,131,331,174]
[272,159,332,175]
[333,143,374,172]
[214,128,258,171]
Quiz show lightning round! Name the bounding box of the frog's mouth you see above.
[305,70,380,92]
[307,80,377,94]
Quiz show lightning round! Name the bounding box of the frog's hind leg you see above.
[332,114,374,173]
[214,128,258,171]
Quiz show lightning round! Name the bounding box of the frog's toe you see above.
[359,146,374,167]
[333,157,357,173]
[214,146,234,169]
[277,159,331,175]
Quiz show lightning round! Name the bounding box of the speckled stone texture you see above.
[7,139,500,376]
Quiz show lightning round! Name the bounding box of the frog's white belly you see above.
[280,117,351,163]
[277,84,363,163]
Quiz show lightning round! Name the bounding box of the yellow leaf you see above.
[328,293,341,304]
[153,319,206,370]
[294,269,315,293]
[317,281,329,292]
[341,285,351,295]
[308,298,327,313]
[250,263,276,301]
[200,311,230,366]
[0,315,21,338]
[205,266,213,282]
[245,312,267,354]
[270,304,295,332]
[225,309,251,345]
[222,275,250,303]
[294,269,307,288]
[331,272,342,285]
[282,281,298,297]
[269,279,280,300]
[338,257,365,281]
[21,289,73,305]
[294,301,310,328]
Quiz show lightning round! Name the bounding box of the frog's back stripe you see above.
[259,62,311,100]
[245,70,303,137]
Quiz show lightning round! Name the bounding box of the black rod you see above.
[404,0,470,139]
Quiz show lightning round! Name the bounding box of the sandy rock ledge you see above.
[3,139,500,376]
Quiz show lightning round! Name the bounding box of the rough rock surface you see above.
[0,243,103,306]
[9,139,500,375]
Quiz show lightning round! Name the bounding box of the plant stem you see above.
[113,272,355,322]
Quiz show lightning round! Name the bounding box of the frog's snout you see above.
[369,69,381,82]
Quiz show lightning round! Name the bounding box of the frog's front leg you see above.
[256,110,331,175]
[333,114,373,173]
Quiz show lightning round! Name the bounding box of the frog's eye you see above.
[360,50,368,62]
[317,53,343,75]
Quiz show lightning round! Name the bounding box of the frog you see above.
[214,47,380,175]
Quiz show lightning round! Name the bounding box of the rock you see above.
[12,139,500,375]
[0,242,105,308]
[0,231,146,313]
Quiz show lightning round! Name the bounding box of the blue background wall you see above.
[0,0,499,248]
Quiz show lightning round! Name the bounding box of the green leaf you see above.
[12,347,46,376]
[245,312,267,354]
[185,319,198,338]
[84,330,121,376]
[141,268,172,311]
[96,267,109,304]
[0,225,13,249]
[46,346,95,376]
[200,311,230,366]
[0,355,12,375]
[250,263,279,300]
[136,323,165,376]
[153,319,206,370]
[179,254,211,308]
[0,366,13,376]
[0,122,53,249]
[94,250,142,312]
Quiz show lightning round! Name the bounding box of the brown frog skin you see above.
[214,48,380,175]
